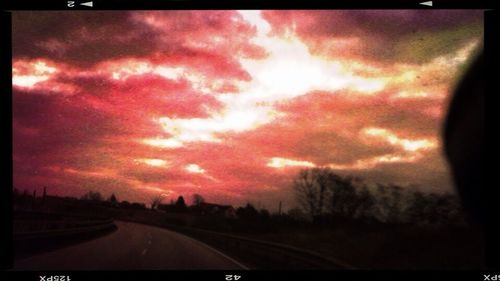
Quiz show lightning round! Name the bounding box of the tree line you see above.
[13,167,468,227]
[292,167,467,226]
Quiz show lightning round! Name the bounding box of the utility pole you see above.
[42,186,47,205]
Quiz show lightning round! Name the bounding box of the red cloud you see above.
[12,11,480,209]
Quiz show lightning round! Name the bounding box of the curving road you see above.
[14,221,247,270]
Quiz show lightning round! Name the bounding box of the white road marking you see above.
[181,234,250,270]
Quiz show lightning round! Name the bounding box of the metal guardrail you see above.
[14,218,114,233]
[117,218,357,269]
[14,219,116,241]
[165,223,357,269]
[14,213,118,258]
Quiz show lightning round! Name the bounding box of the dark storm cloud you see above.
[12,88,121,153]
[12,11,266,80]
[262,10,483,63]
[12,11,160,66]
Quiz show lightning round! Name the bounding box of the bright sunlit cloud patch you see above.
[328,153,421,170]
[154,106,280,146]
[267,157,316,168]
[144,11,387,150]
[135,158,169,167]
[141,138,184,148]
[13,60,57,87]
[362,127,437,152]
[185,164,205,174]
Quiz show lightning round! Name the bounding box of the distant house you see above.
[130,202,146,210]
[194,202,237,219]
[157,203,181,213]
[119,201,146,210]
[42,195,69,206]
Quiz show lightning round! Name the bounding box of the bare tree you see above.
[314,168,334,216]
[355,185,377,219]
[150,195,164,210]
[375,184,403,223]
[293,168,333,220]
[293,169,319,219]
[329,175,359,218]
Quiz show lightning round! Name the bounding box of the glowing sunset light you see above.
[149,10,388,152]
[141,138,184,148]
[238,10,272,36]
[103,60,152,80]
[156,106,278,145]
[393,91,431,99]
[13,60,57,87]
[237,11,387,102]
[185,164,205,174]
[135,158,169,167]
[328,153,420,170]
[362,127,437,152]
[12,10,482,208]
[267,157,316,168]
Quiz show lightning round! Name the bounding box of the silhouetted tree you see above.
[293,169,318,219]
[376,184,403,223]
[293,168,466,226]
[108,193,118,206]
[175,196,187,211]
[151,195,164,210]
[437,193,466,225]
[314,168,334,216]
[236,203,260,220]
[293,168,334,220]
[259,208,271,220]
[402,190,465,225]
[403,190,426,223]
[329,175,360,218]
[355,185,377,219]
[421,192,465,225]
[42,186,47,203]
[108,193,118,203]
[192,193,205,206]
[81,191,103,201]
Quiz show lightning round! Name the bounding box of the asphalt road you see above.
[14,221,248,270]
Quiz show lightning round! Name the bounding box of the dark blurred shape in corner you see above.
[444,51,484,226]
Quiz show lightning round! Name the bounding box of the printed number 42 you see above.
[225,275,241,281]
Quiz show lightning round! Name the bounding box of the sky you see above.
[12,10,483,210]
